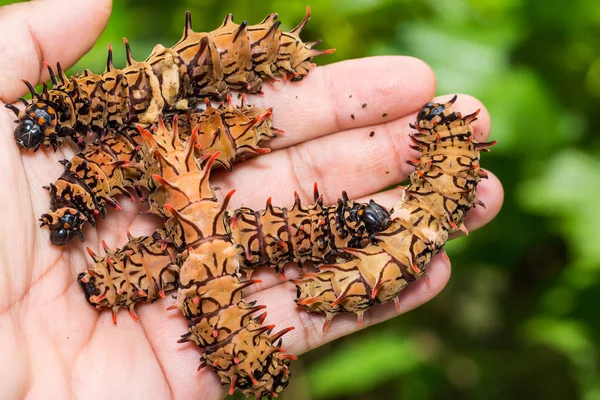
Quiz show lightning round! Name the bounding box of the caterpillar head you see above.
[14,102,58,151]
[230,355,292,399]
[359,200,391,234]
[342,194,391,245]
[416,95,459,128]
[77,270,102,305]
[40,208,86,246]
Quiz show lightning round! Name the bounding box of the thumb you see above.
[0,0,112,103]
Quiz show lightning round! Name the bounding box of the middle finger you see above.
[214,94,491,208]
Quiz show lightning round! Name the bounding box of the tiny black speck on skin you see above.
[295,96,298,98]
[349,95,353,98]
[362,103,367,108]
[369,131,375,137]
[351,114,355,120]
[382,113,388,117]
[385,171,389,174]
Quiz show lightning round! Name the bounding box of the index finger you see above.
[248,55,436,149]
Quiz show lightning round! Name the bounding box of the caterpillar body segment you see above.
[229,188,391,275]
[9,7,333,152]
[294,97,496,330]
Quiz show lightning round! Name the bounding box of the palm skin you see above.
[0,0,503,399]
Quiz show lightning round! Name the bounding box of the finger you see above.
[243,171,502,295]
[247,55,436,149]
[0,0,112,103]
[214,94,491,208]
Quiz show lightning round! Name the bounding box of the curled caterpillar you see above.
[8,7,333,151]
[77,121,390,398]
[293,96,496,331]
[112,120,294,397]
[40,129,140,245]
[40,97,276,246]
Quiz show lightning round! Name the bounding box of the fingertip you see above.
[0,0,113,103]
[323,55,438,119]
[400,55,437,101]
[251,55,439,146]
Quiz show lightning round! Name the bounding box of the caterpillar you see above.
[160,151,295,399]
[293,97,496,331]
[77,120,391,398]
[39,96,277,246]
[81,118,294,398]
[229,188,391,278]
[81,229,179,323]
[7,7,333,151]
[78,189,391,320]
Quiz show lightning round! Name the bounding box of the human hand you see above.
[0,0,503,398]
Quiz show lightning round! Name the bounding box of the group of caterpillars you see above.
[7,7,494,399]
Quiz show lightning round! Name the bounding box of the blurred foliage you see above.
[3,0,600,398]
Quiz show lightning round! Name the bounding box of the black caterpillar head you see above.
[40,208,86,246]
[77,271,101,305]
[14,102,58,151]
[416,95,460,128]
[342,193,391,245]
[359,199,391,234]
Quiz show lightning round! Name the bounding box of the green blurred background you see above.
[6,0,600,398]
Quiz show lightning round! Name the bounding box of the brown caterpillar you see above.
[229,187,391,278]
[293,97,496,331]
[77,121,390,398]
[7,7,332,151]
[40,96,277,246]
[81,119,294,398]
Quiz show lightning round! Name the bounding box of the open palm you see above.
[0,1,503,399]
